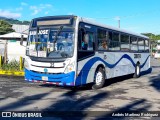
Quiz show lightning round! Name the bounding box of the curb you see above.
[0,70,24,76]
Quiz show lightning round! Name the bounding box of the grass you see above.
[0,59,23,71]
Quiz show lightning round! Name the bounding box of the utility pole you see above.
[118,20,120,28]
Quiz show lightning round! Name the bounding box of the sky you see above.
[1,0,160,34]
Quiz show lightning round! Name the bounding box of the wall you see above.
[7,40,26,62]
[0,40,5,56]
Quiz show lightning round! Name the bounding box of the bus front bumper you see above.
[24,69,75,86]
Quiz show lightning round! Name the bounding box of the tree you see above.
[142,33,160,40]
[0,20,15,35]
[22,21,30,25]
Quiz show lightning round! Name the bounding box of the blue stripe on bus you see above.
[25,69,75,86]
[75,54,150,86]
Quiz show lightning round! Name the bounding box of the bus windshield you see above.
[26,27,74,58]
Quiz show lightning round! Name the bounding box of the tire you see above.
[133,64,140,78]
[92,67,105,89]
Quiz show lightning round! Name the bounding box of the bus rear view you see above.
[24,15,77,86]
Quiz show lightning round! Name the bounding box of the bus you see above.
[21,15,151,89]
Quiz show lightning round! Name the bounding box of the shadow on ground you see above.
[0,70,153,119]
[149,74,160,92]
[39,74,134,91]
[95,99,151,119]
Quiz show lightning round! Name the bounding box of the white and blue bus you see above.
[21,15,151,89]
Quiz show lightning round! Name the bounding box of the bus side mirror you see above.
[20,35,24,46]
[20,35,26,47]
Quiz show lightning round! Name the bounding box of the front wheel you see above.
[92,67,105,89]
[133,64,140,78]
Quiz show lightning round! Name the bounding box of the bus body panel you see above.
[75,52,150,85]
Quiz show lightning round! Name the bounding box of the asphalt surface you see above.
[0,58,160,119]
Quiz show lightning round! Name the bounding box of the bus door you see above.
[76,23,96,85]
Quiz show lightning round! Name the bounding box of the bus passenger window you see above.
[81,32,94,50]
[121,34,130,51]
[98,29,108,50]
[130,36,138,51]
[145,39,149,52]
[88,33,94,50]
[138,38,145,51]
[109,32,120,51]
[81,34,88,50]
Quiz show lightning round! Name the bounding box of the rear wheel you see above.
[92,67,105,89]
[133,64,140,78]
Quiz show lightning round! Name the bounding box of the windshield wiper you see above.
[54,26,64,43]
[52,26,63,52]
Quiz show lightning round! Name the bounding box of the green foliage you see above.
[142,33,160,41]
[0,20,15,35]
[22,21,30,25]
[0,60,21,71]
[0,17,30,25]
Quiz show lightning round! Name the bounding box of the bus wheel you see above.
[92,67,105,89]
[133,64,140,78]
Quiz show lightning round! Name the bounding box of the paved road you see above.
[0,58,160,119]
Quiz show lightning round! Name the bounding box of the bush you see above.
[0,59,21,71]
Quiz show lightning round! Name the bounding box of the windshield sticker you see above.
[29,50,37,56]
[38,51,47,57]
[29,44,36,50]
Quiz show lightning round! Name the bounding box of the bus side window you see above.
[81,34,89,50]
[88,33,94,50]
[97,29,108,50]
[79,30,94,51]
[121,34,130,51]
[78,29,82,50]
[109,31,120,51]
[138,38,145,52]
[145,39,149,52]
[130,36,138,51]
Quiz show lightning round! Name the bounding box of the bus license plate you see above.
[42,76,48,81]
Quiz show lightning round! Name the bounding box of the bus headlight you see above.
[64,62,75,73]
[24,60,30,70]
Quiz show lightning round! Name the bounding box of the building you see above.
[0,24,29,62]
[12,24,29,34]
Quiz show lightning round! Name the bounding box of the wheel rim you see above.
[137,66,140,75]
[95,72,103,85]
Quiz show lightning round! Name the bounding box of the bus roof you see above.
[77,16,149,39]
[32,15,149,39]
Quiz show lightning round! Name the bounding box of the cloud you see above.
[21,2,28,6]
[30,6,41,15]
[15,7,23,11]
[0,9,21,19]
[40,4,52,8]
[45,11,49,15]
[114,16,120,21]
[33,9,40,15]
[30,4,53,15]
